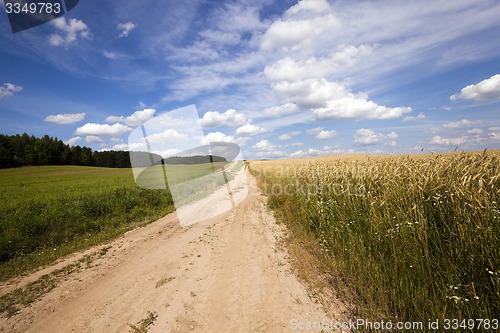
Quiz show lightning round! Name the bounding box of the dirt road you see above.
[1,173,348,332]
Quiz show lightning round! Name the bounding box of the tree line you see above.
[163,155,227,165]
[0,133,161,169]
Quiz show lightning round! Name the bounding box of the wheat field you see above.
[250,150,500,328]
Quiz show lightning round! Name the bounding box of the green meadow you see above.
[0,166,174,281]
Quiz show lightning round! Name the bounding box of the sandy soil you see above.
[1,172,348,332]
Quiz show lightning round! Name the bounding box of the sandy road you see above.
[1,173,347,332]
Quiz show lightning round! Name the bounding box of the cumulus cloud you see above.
[271,78,411,120]
[201,131,248,146]
[443,119,481,128]
[153,149,181,158]
[145,129,188,143]
[85,136,103,143]
[278,131,301,141]
[264,45,373,82]
[111,144,129,151]
[199,109,247,128]
[49,17,89,46]
[403,112,426,122]
[261,0,340,51]
[118,21,136,38]
[450,74,500,102]
[315,129,337,140]
[252,140,278,151]
[111,142,147,151]
[0,83,23,99]
[235,124,267,136]
[387,131,398,139]
[260,0,416,122]
[65,136,81,146]
[263,103,298,117]
[354,128,398,146]
[431,136,466,145]
[291,148,322,158]
[75,123,132,137]
[45,112,86,125]
[106,109,156,127]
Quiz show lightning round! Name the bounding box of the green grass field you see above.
[0,166,174,281]
[251,151,500,330]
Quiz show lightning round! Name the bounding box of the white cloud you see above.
[118,21,136,38]
[291,148,322,158]
[315,129,337,140]
[111,144,129,151]
[75,123,132,137]
[111,142,147,151]
[354,128,398,146]
[354,128,385,145]
[153,149,181,158]
[488,128,500,141]
[450,74,500,101]
[49,17,90,46]
[443,119,481,128]
[387,131,399,139]
[386,141,397,147]
[45,112,86,125]
[403,112,426,122]
[201,131,247,146]
[0,83,23,99]
[278,131,301,141]
[467,128,483,134]
[106,109,156,127]
[305,127,323,135]
[111,143,147,150]
[85,136,103,143]
[252,140,278,151]
[263,103,298,117]
[146,129,188,144]
[65,137,81,146]
[291,142,304,147]
[264,45,373,82]
[258,0,500,125]
[306,127,337,140]
[271,78,411,120]
[261,0,340,52]
[199,109,247,128]
[235,124,266,136]
[431,136,466,145]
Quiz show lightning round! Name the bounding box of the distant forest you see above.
[163,155,227,165]
[0,133,161,169]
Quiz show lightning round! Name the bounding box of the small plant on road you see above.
[128,311,158,333]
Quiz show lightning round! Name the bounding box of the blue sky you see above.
[0,0,499,159]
